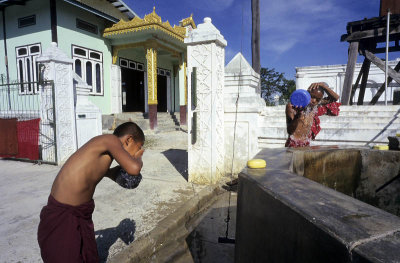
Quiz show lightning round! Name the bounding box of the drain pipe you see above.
[2,8,11,109]
[385,9,390,106]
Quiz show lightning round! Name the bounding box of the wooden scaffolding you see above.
[340,14,400,105]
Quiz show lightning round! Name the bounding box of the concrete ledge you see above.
[109,184,223,263]
[235,148,400,262]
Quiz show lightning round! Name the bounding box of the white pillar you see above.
[186,17,227,184]
[110,64,122,114]
[167,75,171,112]
[37,42,77,164]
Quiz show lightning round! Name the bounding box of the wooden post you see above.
[370,61,400,104]
[341,41,359,105]
[251,0,260,94]
[350,59,367,105]
[357,59,371,105]
[364,49,400,84]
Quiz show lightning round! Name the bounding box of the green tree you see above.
[260,67,295,106]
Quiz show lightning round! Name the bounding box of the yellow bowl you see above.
[373,145,389,150]
[396,133,400,137]
[247,159,267,169]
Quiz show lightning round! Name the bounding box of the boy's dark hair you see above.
[113,122,145,143]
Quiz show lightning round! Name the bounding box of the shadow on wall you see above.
[186,192,237,263]
[95,218,136,263]
[162,149,188,181]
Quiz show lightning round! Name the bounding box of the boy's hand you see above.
[308,82,329,91]
[292,104,306,111]
[134,148,145,159]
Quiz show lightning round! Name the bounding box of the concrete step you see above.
[258,106,399,148]
[262,105,399,112]
[260,105,399,117]
[260,111,400,118]
[259,115,400,124]
[102,112,181,132]
[258,137,390,149]
[257,138,381,149]
[259,126,396,144]
[260,121,400,130]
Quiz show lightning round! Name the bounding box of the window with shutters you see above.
[72,45,103,95]
[15,43,41,94]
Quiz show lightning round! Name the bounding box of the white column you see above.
[185,17,227,184]
[167,75,171,111]
[110,64,122,114]
[178,60,185,107]
[37,42,77,164]
[144,70,148,113]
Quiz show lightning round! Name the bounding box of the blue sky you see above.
[125,0,392,80]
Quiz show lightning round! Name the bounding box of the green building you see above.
[0,0,194,128]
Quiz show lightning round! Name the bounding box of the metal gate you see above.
[0,80,57,164]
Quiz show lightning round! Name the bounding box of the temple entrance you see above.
[121,59,145,112]
[157,74,168,112]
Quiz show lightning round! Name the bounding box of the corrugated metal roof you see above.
[0,0,29,8]
[106,0,138,19]
[63,0,120,23]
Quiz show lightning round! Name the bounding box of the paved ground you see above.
[0,130,207,262]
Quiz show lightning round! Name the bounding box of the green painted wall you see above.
[56,0,113,114]
[0,0,51,82]
[0,0,187,115]
[0,0,51,111]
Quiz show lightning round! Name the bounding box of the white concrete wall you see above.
[224,53,264,174]
[296,59,400,105]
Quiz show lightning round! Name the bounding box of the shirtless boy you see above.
[285,82,340,148]
[38,122,145,262]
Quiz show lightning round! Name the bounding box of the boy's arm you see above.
[286,103,304,135]
[319,83,339,103]
[106,165,143,189]
[105,135,143,176]
[286,102,295,120]
[105,165,122,181]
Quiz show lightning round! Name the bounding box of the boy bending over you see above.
[285,82,341,148]
[38,122,145,262]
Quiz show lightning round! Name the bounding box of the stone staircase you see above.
[102,112,183,133]
[258,105,400,148]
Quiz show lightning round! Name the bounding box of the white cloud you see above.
[259,0,350,54]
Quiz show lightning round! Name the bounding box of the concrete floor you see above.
[0,130,207,262]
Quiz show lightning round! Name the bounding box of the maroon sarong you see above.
[38,195,99,263]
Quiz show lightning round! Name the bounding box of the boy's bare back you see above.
[50,134,143,206]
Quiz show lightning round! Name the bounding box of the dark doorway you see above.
[121,68,144,112]
[157,74,167,112]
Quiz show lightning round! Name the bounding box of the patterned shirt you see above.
[310,101,341,140]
